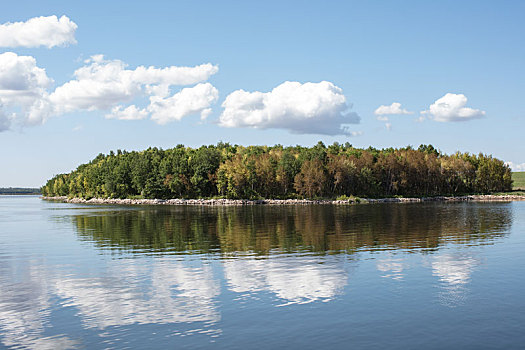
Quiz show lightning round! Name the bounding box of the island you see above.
[40,142,522,205]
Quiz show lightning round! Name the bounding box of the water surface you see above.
[1,196,524,349]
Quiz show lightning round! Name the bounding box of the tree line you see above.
[41,142,513,199]
[0,188,41,195]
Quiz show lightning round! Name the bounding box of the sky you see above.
[1,0,524,187]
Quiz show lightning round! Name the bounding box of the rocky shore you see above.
[42,194,525,206]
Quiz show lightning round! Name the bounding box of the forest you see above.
[41,142,513,199]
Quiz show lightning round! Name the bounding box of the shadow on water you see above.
[69,202,513,256]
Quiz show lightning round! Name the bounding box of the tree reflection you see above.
[71,202,512,256]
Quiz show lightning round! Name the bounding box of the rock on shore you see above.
[41,195,525,206]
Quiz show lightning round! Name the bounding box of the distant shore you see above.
[42,195,525,206]
[0,188,40,195]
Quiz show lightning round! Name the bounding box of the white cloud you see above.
[50,56,140,113]
[149,83,218,124]
[0,52,53,126]
[200,107,213,120]
[0,52,52,102]
[374,102,411,130]
[106,105,148,121]
[50,55,218,114]
[374,102,412,116]
[132,63,219,87]
[106,83,218,123]
[0,108,10,131]
[421,93,485,122]
[219,81,360,135]
[505,161,525,172]
[0,53,219,131]
[0,15,77,48]
[49,55,219,123]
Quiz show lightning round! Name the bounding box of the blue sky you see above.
[1,0,524,187]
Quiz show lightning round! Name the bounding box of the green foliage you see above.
[335,194,361,202]
[41,143,513,199]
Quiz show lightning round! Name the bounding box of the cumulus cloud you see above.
[0,52,53,126]
[374,102,412,131]
[50,55,141,113]
[505,161,525,172]
[50,55,218,114]
[219,81,360,135]
[106,105,148,121]
[421,93,485,122]
[0,15,77,48]
[0,53,219,130]
[148,83,218,124]
[105,83,218,123]
[0,52,52,102]
[374,102,412,116]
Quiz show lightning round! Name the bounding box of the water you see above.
[0,196,524,349]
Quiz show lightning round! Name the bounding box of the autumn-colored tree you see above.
[294,159,327,198]
[41,143,513,199]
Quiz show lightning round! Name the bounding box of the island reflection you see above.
[71,202,513,255]
[68,202,513,308]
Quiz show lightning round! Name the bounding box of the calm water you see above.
[1,196,524,349]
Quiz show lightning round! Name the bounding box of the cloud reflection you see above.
[432,254,480,286]
[223,256,348,306]
[0,260,78,349]
[0,257,220,349]
[54,259,220,329]
[376,255,409,280]
[430,253,481,307]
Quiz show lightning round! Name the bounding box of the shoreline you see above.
[41,194,525,206]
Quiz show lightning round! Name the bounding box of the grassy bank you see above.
[512,172,525,190]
